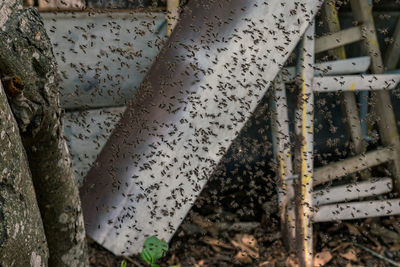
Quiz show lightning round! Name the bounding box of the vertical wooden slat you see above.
[167,0,179,36]
[384,18,400,71]
[270,74,296,251]
[350,0,400,193]
[295,23,315,267]
[321,0,367,163]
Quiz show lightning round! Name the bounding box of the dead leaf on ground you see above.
[285,257,299,267]
[313,251,332,266]
[234,251,252,264]
[341,248,358,262]
[231,234,259,259]
[390,243,400,252]
[332,242,352,252]
[345,264,365,267]
[259,260,273,266]
[345,223,362,236]
[201,236,233,250]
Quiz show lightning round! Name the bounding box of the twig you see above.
[354,243,400,267]
[123,255,145,267]
[201,236,234,250]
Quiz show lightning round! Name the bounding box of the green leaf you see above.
[120,260,127,267]
[140,249,152,265]
[140,236,169,265]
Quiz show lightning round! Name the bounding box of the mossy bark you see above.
[0,1,88,266]
[0,82,49,266]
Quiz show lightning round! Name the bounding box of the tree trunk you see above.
[0,81,49,266]
[0,1,88,266]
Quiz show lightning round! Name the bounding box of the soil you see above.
[88,177,400,267]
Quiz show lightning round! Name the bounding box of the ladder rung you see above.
[282,56,370,81]
[315,26,362,54]
[314,56,370,77]
[313,74,400,92]
[314,147,394,186]
[313,178,392,206]
[313,199,400,222]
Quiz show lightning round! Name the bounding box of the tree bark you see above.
[0,1,88,266]
[0,81,49,266]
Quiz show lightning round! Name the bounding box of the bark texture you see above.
[0,82,49,266]
[0,1,88,266]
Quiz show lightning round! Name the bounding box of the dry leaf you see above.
[239,234,259,252]
[231,234,259,259]
[390,243,400,252]
[345,223,362,236]
[259,260,272,266]
[341,248,358,262]
[313,251,332,266]
[345,264,364,267]
[201,236,233,250]
[332,242,352,252]
[285,257,299,267]
[35,32,41,41]
[234,251,252,264]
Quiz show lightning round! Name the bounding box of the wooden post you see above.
[167,0,179,36]
[321,0,367,162]
[295,23,315,267]
[350,0,400,193]
[270,75,296,251]
[384,18,400,70]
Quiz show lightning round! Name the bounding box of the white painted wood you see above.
[270,75,296,247]
[41,12,167,109]
[315,26,362,53]
[314,199,400,222]
[294,23,315,267]
[385,18,400,71]
[314,147,394,186]
[282,56,370,81]
[313,178,393,206]
[64,107,125,185]
[313,56,370,76]
[39,0,85,9]
[313,74,400,92]
[79,0,324,256]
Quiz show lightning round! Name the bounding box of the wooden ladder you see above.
[270,1,400,266]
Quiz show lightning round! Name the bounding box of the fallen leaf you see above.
[332,242,352,252]
[341,248,358,262]
[285,257,299,267]
[35,32,41,41]
[390,243,400,252]
[234,251,252,264]
[258,260,272,266]
[313,251,332,266]
[345,264,364,267]
[231,234,259,259]
[345,223,362,236]
[239,234,258,252]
